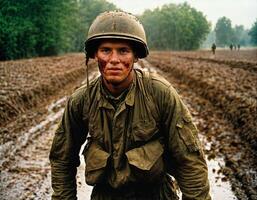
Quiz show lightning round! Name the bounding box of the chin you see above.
[106,78,123,85]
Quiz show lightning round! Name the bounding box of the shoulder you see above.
[136,69,180,107]
[151,73,180,105]
[136,68,170,88]
[70,76,100,106]
[149,72,171,89]
[142,70,179,98]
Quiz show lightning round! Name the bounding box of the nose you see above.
[109,51,120,65]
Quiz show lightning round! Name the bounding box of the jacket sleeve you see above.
[49,95,88,200]
[161,86,211,200]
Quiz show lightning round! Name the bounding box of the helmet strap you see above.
[85,55,90,101]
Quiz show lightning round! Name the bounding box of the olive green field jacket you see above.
[49,69,211,200]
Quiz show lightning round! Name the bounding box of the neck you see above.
[103,70,134,97]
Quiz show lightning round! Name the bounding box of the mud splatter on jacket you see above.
[49,69,211,200]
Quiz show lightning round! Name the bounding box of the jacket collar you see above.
[96,70,138,108]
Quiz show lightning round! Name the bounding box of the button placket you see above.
[111,110,126,159]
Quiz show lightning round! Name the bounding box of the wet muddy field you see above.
[0,49,256,199]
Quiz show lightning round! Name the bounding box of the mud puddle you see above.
[200,135,237,200]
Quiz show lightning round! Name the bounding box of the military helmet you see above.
[85,11,149,58]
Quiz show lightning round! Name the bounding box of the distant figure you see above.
[211,43,216,55]
[238,44,240,51]
[229,44,233,51]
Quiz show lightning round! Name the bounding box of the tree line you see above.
[1,0,257,61]
[213,16,256,48]
[0,0,116,60]
[140,3,211,50]
[141,6,257,50]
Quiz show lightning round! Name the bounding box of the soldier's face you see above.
[95,40,137,86]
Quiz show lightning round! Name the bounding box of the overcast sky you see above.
[106,0,257,29]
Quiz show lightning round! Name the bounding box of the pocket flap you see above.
[84,143,110,172]
[133,120,158,141]
[126,140,164,170]
[176,118,199,153]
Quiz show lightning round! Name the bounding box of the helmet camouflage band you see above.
[85,11,149,58]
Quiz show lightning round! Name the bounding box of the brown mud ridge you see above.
[1,50,257,199]
[148,50,257,150]
[0,54,91,126]
[0,54,98,199]
[169,49,257,62]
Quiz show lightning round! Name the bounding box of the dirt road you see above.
[1,50,256,200]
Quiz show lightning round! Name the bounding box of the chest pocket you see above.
[132,120,159,142]
[131,72,161,143]
[88,123,104,143]
[84,108,109,185]
[83,141,110,185]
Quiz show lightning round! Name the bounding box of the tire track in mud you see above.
[174,55,257,73]
[0,104,62,199]
[0,70,99,200]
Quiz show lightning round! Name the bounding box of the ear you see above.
[132,49,138,63]
[134,53,138,63]
[94,52,98,61]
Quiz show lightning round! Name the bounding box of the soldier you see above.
[237,44,240,51]
[49,11,211,200]
[229,44,233,51]
[211,43,216,55]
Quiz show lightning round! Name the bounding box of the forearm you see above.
[174,152,211,200]
[169,122,211,200]
[162,87,211,199]
[51,160,78,200]
[49,92,88,199]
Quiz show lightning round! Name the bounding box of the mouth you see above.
[107,66,122,70]
[106,67,122,74]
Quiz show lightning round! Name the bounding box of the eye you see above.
[119,48,131,55]
[100,48,111,54]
